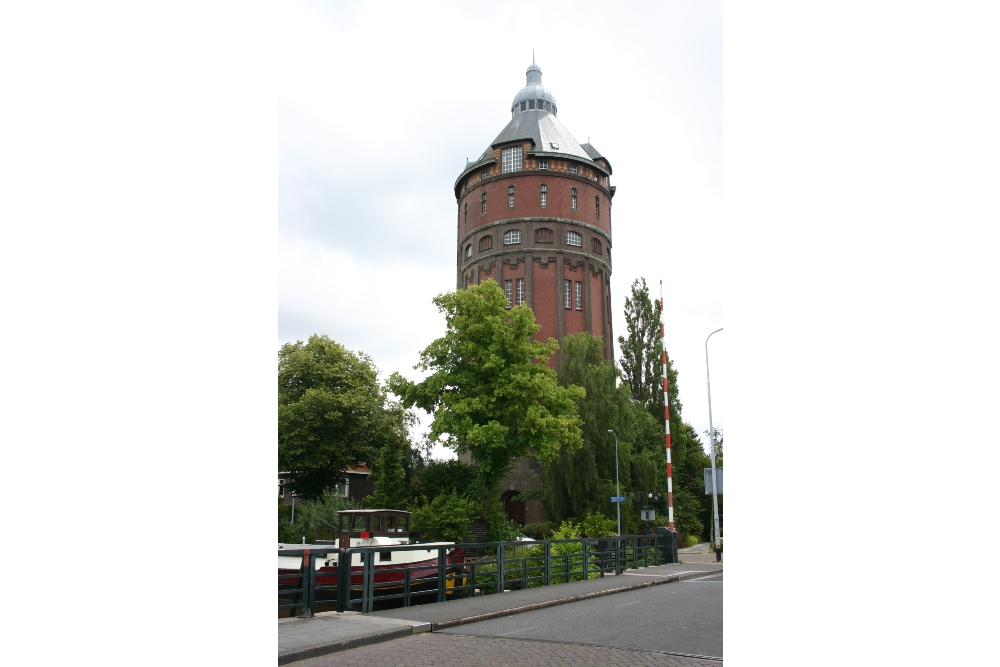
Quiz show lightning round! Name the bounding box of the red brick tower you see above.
[455,61,615,367]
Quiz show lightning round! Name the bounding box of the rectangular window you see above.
[528,100,535,109]
[508,185,515,208]
[564,280,572,309]
[520,101,527,111]
[571,187,577,211]
[504,279,513,308]
[481,169,488,180]
[516,278,524,305]
[503,229,521,244]
[464,202,467,226]
[501,146,523,174]
[575,281,582,310]
[481,192,487,214]
[595,196,600,220]
[569,165,578,175]
[539,183,547,207]
[566,231,582,247]
[538,160,548,170]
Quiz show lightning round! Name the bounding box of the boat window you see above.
[339,515,346,532]
[350,514,368,533]
[372,515,383,532]
[402,516,409,533]
[385,516,397,533]
[380,551,392,561]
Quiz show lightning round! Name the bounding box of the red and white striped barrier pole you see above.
[660,280,674,532]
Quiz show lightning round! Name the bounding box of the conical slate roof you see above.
[457,61,611,191]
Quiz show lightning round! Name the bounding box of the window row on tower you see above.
[467,150,609,188]
[463,227,609,262]
[468,184,601,219]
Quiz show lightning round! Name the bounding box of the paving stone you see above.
[283,633,721,667]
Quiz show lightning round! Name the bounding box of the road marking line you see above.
[613,600,639,608]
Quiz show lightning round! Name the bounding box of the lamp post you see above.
[608,429,621,536]
[705,328,723,562]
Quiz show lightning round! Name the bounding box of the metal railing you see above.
[278,532,678,617]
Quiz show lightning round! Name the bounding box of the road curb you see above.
[429,568,723,631]
[278,626,415,666]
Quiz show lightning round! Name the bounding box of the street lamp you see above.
[608,429,621,536]
[705,327,723,562]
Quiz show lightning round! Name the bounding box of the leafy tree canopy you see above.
[417,459,481,502]
[278,334,407,499]
[389,281,584,510]
[617,278,682,421]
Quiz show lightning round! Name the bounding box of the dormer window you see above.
[550,142,559,150]
[502,146,523,174]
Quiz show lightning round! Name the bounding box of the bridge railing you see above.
[278,532,677,616]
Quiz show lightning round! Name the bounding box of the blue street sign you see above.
[610,496,626,502]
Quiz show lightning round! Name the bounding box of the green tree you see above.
[278,334,405,499]
[389,280,584,515]
[367,407,413,509]
[541,332,633,522]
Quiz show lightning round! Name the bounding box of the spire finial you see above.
[532,48,535,65]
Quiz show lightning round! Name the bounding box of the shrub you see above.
[485,499,522,543]
[409,491,477,543]
[521,521,557,539]
[582,512,617,538]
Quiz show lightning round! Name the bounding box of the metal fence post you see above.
[362,550,373,613]
[544,541,551,586]
[521,554,527,590]
[305,553,317,617]
[497,544,505,594]
[336,549,348,612]
[582,540,589,580]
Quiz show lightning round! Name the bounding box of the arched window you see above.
[503,229,522,245]
[479,235,493,251]
[566,231,582,247]
[592,238,602,254]
[535,228,553,243]
[465,244,472,259]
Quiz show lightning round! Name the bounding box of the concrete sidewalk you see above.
[278,561,722,664]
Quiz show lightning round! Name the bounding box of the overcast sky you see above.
[278,0,723,459]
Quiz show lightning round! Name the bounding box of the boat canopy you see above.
[338,509,410,536]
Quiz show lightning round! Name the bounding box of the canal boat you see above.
[278,509,465,607]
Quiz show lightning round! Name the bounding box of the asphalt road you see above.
[440,572,723,658]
